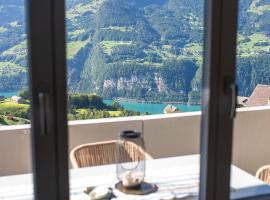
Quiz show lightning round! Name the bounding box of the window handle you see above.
[38,92,50,136]
[229,83,237,118]
[225,78,238,119]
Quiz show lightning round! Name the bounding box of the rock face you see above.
[103,79,116,89]
[154,73,167,93]
[102,75,167,92]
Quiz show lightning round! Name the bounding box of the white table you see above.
[0,155,270,200]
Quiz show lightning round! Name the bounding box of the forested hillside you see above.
[0,0,270,104]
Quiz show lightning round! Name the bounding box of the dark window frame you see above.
[200,0,270,200]
[27,0,69,199]
[199,0,239,199]
[25,0,270,199]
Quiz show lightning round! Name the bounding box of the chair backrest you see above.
[70,140,153,168]
[256,165,270,184]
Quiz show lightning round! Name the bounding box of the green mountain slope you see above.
[0,0,270,104]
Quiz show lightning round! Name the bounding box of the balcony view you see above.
[0,0,270,125]
[0,0,270,200]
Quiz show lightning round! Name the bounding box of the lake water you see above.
[104,100,201,114]
[0,91,19,97]
[0,91,201,114]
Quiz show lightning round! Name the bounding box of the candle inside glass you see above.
[121,171,144,187]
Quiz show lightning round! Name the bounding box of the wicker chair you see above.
[256,165,270,184]
[70,140,153,168]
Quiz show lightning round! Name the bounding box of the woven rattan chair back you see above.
[70,140,153,168]
[256,165,270,184]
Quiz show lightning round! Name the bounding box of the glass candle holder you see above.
[116,130,146,188]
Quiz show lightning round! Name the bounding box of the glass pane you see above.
[66,0,202,119]
[0,0,34,199]
[66,0,204,199]
[231,0,270,199]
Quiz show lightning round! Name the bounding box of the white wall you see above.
[0,125,31,176]
[232,106,270,174]
[0,107,269,176]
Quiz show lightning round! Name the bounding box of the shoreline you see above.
[114,97,201,106]
[0,91,202,106]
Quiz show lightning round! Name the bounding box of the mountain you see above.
[0,0,270,104]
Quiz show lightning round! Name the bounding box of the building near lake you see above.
[237,96,249,107]
[163,104,180,114]
[245,84,270,107]
[11,96,26,104]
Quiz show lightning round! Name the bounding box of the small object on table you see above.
[84,186,115,200]
[121,171,143,188]
[115,181,158,195]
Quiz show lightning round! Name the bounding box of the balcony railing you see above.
[0,106,270,176]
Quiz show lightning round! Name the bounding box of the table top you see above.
[0,154,270,200]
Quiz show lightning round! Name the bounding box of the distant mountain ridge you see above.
[0,0,270,104]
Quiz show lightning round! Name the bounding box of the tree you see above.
[68,94,89,109]
[89,94,106,109]
[19,90,30,100]
[112,100,123,110]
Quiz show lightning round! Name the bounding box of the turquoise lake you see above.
[0,91,201,114]
[0,91,20,97]
[104,100,201,114]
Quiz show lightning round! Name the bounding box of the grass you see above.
[237,34,246,43]
[75,109,89,114]
[248,0,270,15]
[69,29,86,38]
[108,111,122,117]
[0,62,26,76]
[0,62,22,68]
[137,61,163,67]
[162,45,172,49]
[187,14,202,28]
[0,115,30,125]
[0,27,7,33]
[67,40,88,59]
[182,43,203,61]
[184,43,203,53]
[0,102,29,110]
[249,33,269,41]
[0,101,30,125]
[75,109,124,118]
[101,26,133,32]
[2,40,27,59]
[176,55,190,60]
[100,41,133,55]
[143,47,177,61]
[237,33,270,57]
[9,21,19,28]
[66,0,105,20]
[0,116,8,125]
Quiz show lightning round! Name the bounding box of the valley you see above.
[0,0,270,105]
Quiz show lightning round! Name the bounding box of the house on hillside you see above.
[164,104,180,114]
[245,84,270,107]
[237,96,249,107]
[11,96,26,104]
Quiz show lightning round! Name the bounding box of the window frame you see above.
[200,0,270,200]
[199,0,239,199]
[25,0,270,199]
[27,0,69,199]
